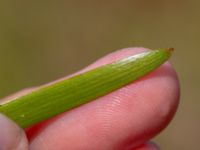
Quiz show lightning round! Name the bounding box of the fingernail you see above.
[0,114,28,150]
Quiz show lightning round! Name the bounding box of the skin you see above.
[0,47,180,150]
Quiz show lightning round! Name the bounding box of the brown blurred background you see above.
[0,0,199,149]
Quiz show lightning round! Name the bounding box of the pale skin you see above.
[0,47,180,150]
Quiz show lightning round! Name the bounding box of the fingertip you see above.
[0,114,29,150]
[85,46,180,131]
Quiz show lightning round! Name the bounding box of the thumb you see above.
[0,113,28,150]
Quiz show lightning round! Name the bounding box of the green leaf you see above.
[0,48,173,128]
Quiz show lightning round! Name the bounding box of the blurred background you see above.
[0,0,199,149]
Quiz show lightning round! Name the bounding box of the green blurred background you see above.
[0,0,199,149]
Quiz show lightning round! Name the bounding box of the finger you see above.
[0,113,29,150]
[27,47,179,150]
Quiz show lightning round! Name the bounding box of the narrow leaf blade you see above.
[0,49,172,128]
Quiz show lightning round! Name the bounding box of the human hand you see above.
[0,47,180,150]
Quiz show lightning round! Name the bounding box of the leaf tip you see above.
[165,47,174,58]
[167,47,174,53]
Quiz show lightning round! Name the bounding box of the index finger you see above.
[27,47,180,150]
